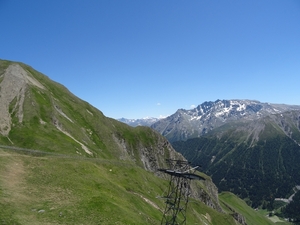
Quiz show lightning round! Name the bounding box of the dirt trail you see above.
[0,155,28,203]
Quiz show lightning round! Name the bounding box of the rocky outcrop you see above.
[191,178,223,212]
[0,64,27,135]
[0,64,45,136]
[138,135,185,173]
[232,212,247,225]
[223,202,248,225]
[113,128,184,172]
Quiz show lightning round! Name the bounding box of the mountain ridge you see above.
[151,99,300,143]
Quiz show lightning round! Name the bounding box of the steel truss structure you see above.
[158,159,204,225]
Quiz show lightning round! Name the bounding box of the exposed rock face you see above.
[232,212,247,225]
[138,135,184,173]
[223,202,248,225]
[0,64,45,136]
[191,178,223,213]
[0,64,27,135]
[113,129,184,173]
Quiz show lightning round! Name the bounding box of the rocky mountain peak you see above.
[189,99,298,121]
[151,99,300,142]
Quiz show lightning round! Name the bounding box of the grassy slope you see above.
[0,148,239,225]
[219,192,291,225]
[0,149,160,224]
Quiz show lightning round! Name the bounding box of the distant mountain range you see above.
[118,117,160,127]
[151,99,300,142]
[120,100,300,142]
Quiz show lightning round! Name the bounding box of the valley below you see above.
[0,59,299,224]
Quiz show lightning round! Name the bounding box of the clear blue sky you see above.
[1,1,300,119]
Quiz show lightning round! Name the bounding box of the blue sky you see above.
[1,1,300,119]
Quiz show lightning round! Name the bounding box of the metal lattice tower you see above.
[158,159,204,225]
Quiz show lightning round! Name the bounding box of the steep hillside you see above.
[0,60,181,171]
[0,59,262,224]
[173,111,300,208]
